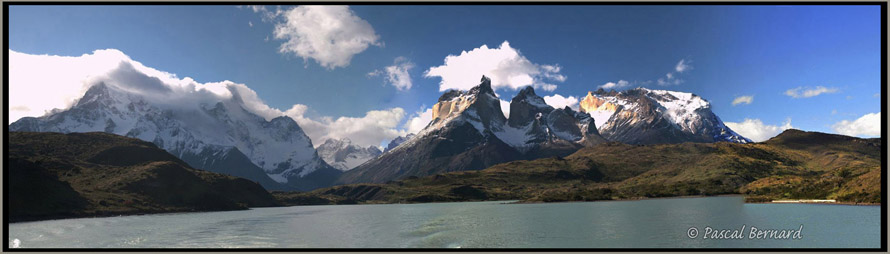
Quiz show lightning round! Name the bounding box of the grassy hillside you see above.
[8,132,281,222]
[276,129,881,205]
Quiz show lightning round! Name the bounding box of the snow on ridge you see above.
[645,89,710,133]
[11,82,327,183]
[493,123,536,152]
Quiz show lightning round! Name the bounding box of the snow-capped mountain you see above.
[317,138,382,171]
[579,88,751,144]
[9,82,340,191]
[383,134,414,153]
[339,76,605,184]
[339,76,519,184]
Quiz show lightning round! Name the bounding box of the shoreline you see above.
[745,201,881,206]
[13,194,882,223]
[9,206,256,224]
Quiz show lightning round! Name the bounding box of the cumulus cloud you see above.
[599,80,630,90]
[285,105,408,147]
[424,41,565,92]
[258,5,381,69]
[9,49,408,149]
[543,94,579,110]
[832,112,881,137]
[403,107,434,134]
[369,57,415,91]
[732,95,754,106]
[724,118,793,142]
[784,86,839,98]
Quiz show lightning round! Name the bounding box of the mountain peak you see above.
[514,86,538,101]
[469,75,495,96]
[585,87,749,144]
[317,137,382,172]
[75,82,114,108]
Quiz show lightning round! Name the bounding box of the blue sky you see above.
[8,5,882,145]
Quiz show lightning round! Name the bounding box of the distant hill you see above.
[277,129,881,205]
[8,132,281,222]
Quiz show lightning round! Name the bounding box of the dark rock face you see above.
[506,86,607,149]
[339,77,524,184]
[180,147,287,191]
[508,86,552,131]
[340,77,606,185]
[383,134,415,153]
[339,120,522,184]
[7,132,281,222]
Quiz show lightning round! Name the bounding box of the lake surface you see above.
[7,196,881,248]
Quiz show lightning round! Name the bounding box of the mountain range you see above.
[316,138,382,171]
[580,88,751,144]
[276,129,881,205]
[9,76,753,191]
[339,76,749,184]
[338,76,609,184]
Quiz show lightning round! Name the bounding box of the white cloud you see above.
[403,107,434,134]
[543,94,579,110]
[9,49,407,149]
[247,5,283,23]
[8,49,251,122]
[724,118,793,142]
[500,99,511,118]
[784,86,839,98]
[832,112,881,137]
[248,21,253,27]
[370,57,415,91]
[424,41,565,92]
[657,75,683,86]
[267,5,381,69]
[10,49,122,122]
[656,58,692,86]
[285,105,408,147]
[675,59,692,73]
[599,80,630,90]
[731,95,754,106]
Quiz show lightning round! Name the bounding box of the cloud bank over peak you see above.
[9,49,409,149]
[424,41,565,92]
